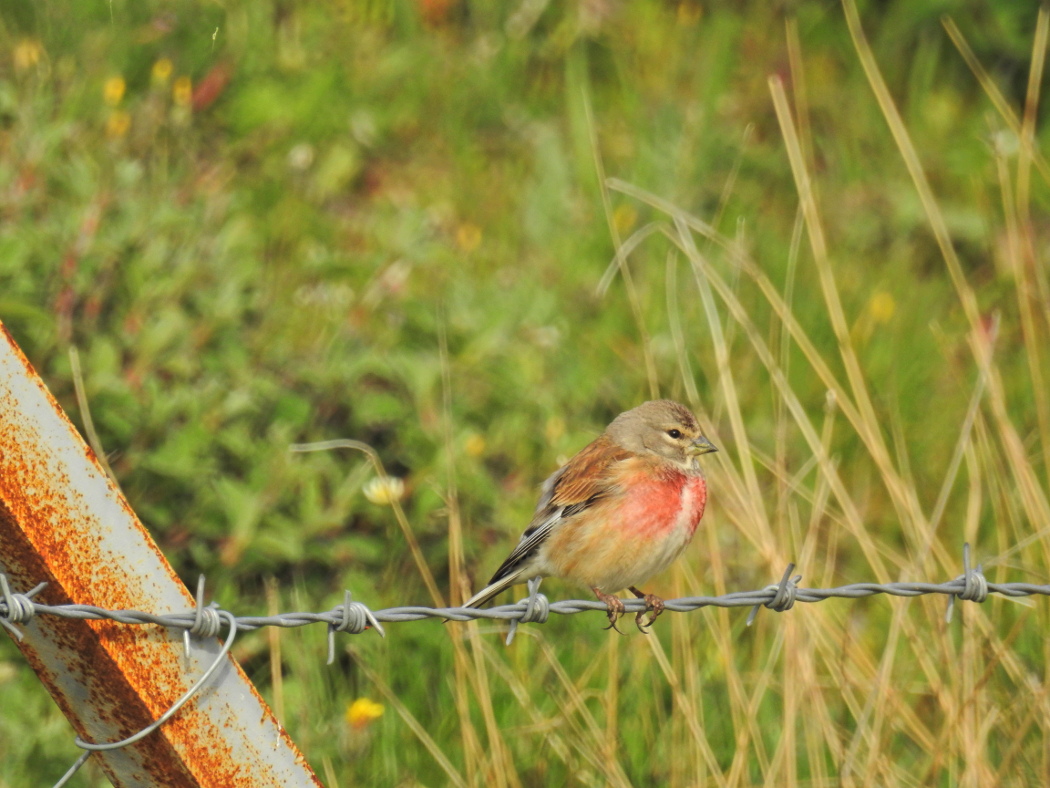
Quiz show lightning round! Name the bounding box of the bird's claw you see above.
[630,587,665,633]
[592,588,627,635]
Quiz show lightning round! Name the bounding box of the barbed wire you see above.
[3,543,1049,787]
[2,544,1043,654]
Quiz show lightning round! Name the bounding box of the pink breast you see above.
[618,469,707,538]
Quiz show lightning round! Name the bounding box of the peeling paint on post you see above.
[0,321,322,787]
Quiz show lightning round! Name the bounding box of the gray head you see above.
[606,399,718,468]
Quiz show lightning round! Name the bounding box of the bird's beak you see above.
[688,435,718,456]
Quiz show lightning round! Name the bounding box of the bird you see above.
[464,399,717,632]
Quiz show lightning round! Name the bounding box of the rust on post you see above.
[0,321,321,787]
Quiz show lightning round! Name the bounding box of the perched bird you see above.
[464,400,717,632]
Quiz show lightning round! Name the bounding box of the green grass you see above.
[2,0,1050,785]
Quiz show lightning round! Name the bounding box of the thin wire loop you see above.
[54,610,239,787]
[78,610,237,751]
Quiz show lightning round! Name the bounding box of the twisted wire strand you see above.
[1,546,1044,637]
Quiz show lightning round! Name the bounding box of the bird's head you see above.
[606,399,718,469]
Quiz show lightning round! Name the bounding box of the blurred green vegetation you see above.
[1,0,1049,785]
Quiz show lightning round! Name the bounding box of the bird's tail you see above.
[463,568,528,608]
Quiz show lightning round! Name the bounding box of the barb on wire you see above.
[328,590,385,665]
[183,574,224,660]
[746,563,801,626]
[945,542,989,623]
[505,576,549,646]
[0,573,46,640]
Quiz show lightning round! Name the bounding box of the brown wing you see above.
[542,434,631,511]
[485,434,630,585]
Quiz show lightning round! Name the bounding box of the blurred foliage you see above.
[1,0,1049,785]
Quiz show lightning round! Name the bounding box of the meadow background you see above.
[1,0,1049,785]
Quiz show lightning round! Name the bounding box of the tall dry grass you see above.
[356,6,1050,786]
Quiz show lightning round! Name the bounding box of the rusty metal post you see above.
[0,321,321,787]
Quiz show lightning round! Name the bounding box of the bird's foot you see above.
[629,586,665,633]
[592,588,626,634]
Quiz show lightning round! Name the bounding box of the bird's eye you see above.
[667,429,682,439]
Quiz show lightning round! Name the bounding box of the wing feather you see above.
[482,435,630,587]
[544,435,630,510]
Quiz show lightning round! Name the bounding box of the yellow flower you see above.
[455,223,482,252]
[677,2,702,25]
[152,58,174,85]
[612,203,637,236]
[103,76,126,106]
[363,476,405,505]
[13,39,43,72]
[464,434,486,457]
[868,291,895,324]
[106,110,131,139]
[345,698,384,730]
[173,76,193,107]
